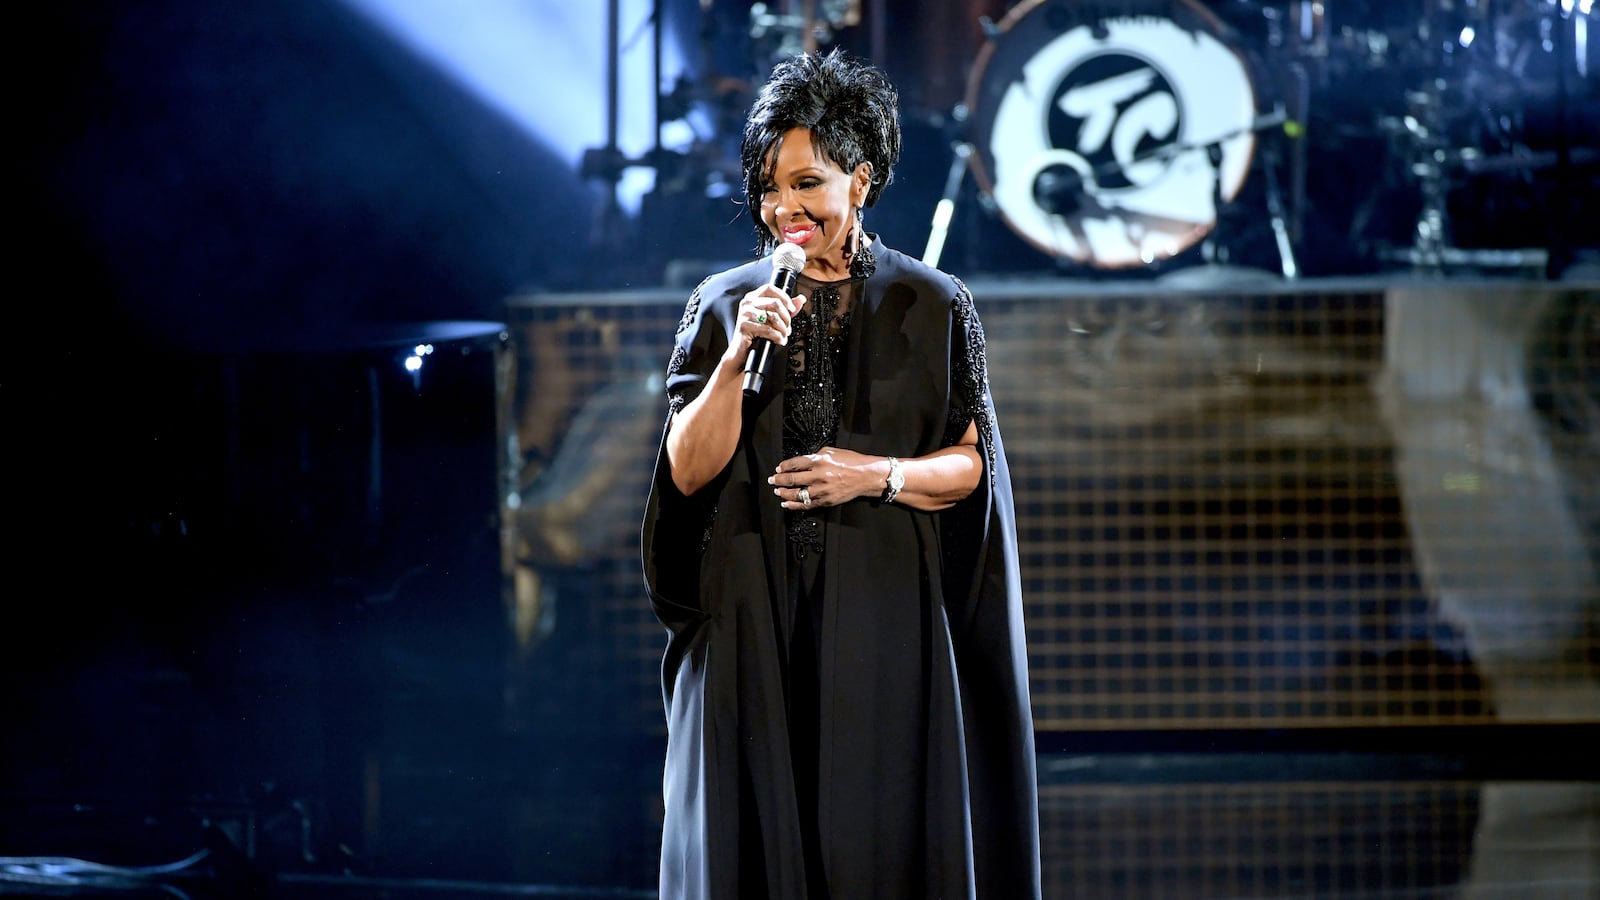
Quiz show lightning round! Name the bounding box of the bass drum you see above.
[964,0,1263,269]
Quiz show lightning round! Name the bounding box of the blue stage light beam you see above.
[338,0,694,214]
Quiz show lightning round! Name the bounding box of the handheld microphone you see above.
[742,241,806,396]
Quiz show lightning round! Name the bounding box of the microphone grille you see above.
[772,242,806,272]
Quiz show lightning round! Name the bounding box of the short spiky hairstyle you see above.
[739,48,902,256]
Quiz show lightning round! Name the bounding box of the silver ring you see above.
[798,487,811,508]
[755,311,767,325]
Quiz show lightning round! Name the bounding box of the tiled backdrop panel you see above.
[1036,779,1484,898]
[504,282,1599,735]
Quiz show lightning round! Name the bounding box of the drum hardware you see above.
[929,96,1299,275]
[1381,244,1552,270]
[1122,107,1298,274]
[1337,0,1600,273]
[922,141,974,270]
[1395,78,1454,275]
[748,0,860,66]
[1457,145,1600,174]
[1288,0,1329,60]
[1161,105,1302,280]
[1259,137,1301,279]
[1281,52,1314,251]
[1369,91,1561,274]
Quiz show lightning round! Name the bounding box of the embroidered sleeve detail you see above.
[949,277,998,488]
[666,347,692,414]
[674,280,707,337]
[665,281,710,414]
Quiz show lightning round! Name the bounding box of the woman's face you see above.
[759,127,871,280]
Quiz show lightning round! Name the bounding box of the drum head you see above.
[964,0,1260,268]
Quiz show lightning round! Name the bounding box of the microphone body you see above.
[742,242,806,396]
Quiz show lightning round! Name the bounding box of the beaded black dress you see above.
[641,237,1040,900]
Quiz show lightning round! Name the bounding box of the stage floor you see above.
[4,740,1598,898]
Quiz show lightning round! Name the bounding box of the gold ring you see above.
[756,312,767,325]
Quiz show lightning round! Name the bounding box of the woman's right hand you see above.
[725,284,806,364]
[668,283,806,497]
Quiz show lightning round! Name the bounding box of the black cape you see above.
[641,239,1040,899]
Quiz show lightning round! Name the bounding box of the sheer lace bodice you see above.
[783,274,858,558]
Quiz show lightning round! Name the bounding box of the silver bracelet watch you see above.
[883,456,904,504]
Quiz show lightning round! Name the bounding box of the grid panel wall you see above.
[506,296,684,736]
[1037,780,1486,899]
[989,287,1473,729]
[503,283,1600,734]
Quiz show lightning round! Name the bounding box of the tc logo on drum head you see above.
[1048,55,1180,194]
[966,0,1258,269]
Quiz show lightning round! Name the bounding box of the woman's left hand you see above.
[769,446,878,511]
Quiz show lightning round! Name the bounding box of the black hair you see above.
[739,48,902,256]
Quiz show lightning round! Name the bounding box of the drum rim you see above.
[963,0,1234,138]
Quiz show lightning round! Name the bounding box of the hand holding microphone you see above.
[742,241,807,396]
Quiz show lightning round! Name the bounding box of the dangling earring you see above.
[847,207,875,279]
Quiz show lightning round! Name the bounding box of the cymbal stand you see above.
[1260,138,1301,279]
[1188,107,1300,278]
[1374,77,1552,275]
[1402,76,1452,275]
[1198,141,1230,266]
[1370,1,1557,276]
[922,141,972,270]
